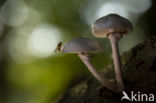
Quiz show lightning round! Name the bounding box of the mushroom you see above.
[92,14,133,91]
[62,37,118,92]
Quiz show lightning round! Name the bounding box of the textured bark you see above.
[59,35,156,103]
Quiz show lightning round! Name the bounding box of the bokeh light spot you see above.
[96,2,129,19]
[4,30,32,64]
[28,24,62,58]
[122,0,152,14]
[0,0,29,26]
[82,0,151,25]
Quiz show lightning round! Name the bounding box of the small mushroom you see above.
[62,37,118,92]
[92,14,133,91]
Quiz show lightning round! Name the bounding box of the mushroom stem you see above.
[78,53,119,93]
[108,33,124,91]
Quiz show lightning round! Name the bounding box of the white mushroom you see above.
[92,14,133,91]
[62,37,118,92]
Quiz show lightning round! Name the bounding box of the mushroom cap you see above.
[62,37,102,53]
[92,14,133,38]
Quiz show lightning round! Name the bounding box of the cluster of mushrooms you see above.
[58,14,133,93]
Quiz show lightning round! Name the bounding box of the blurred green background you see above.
[0,0,155,103]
